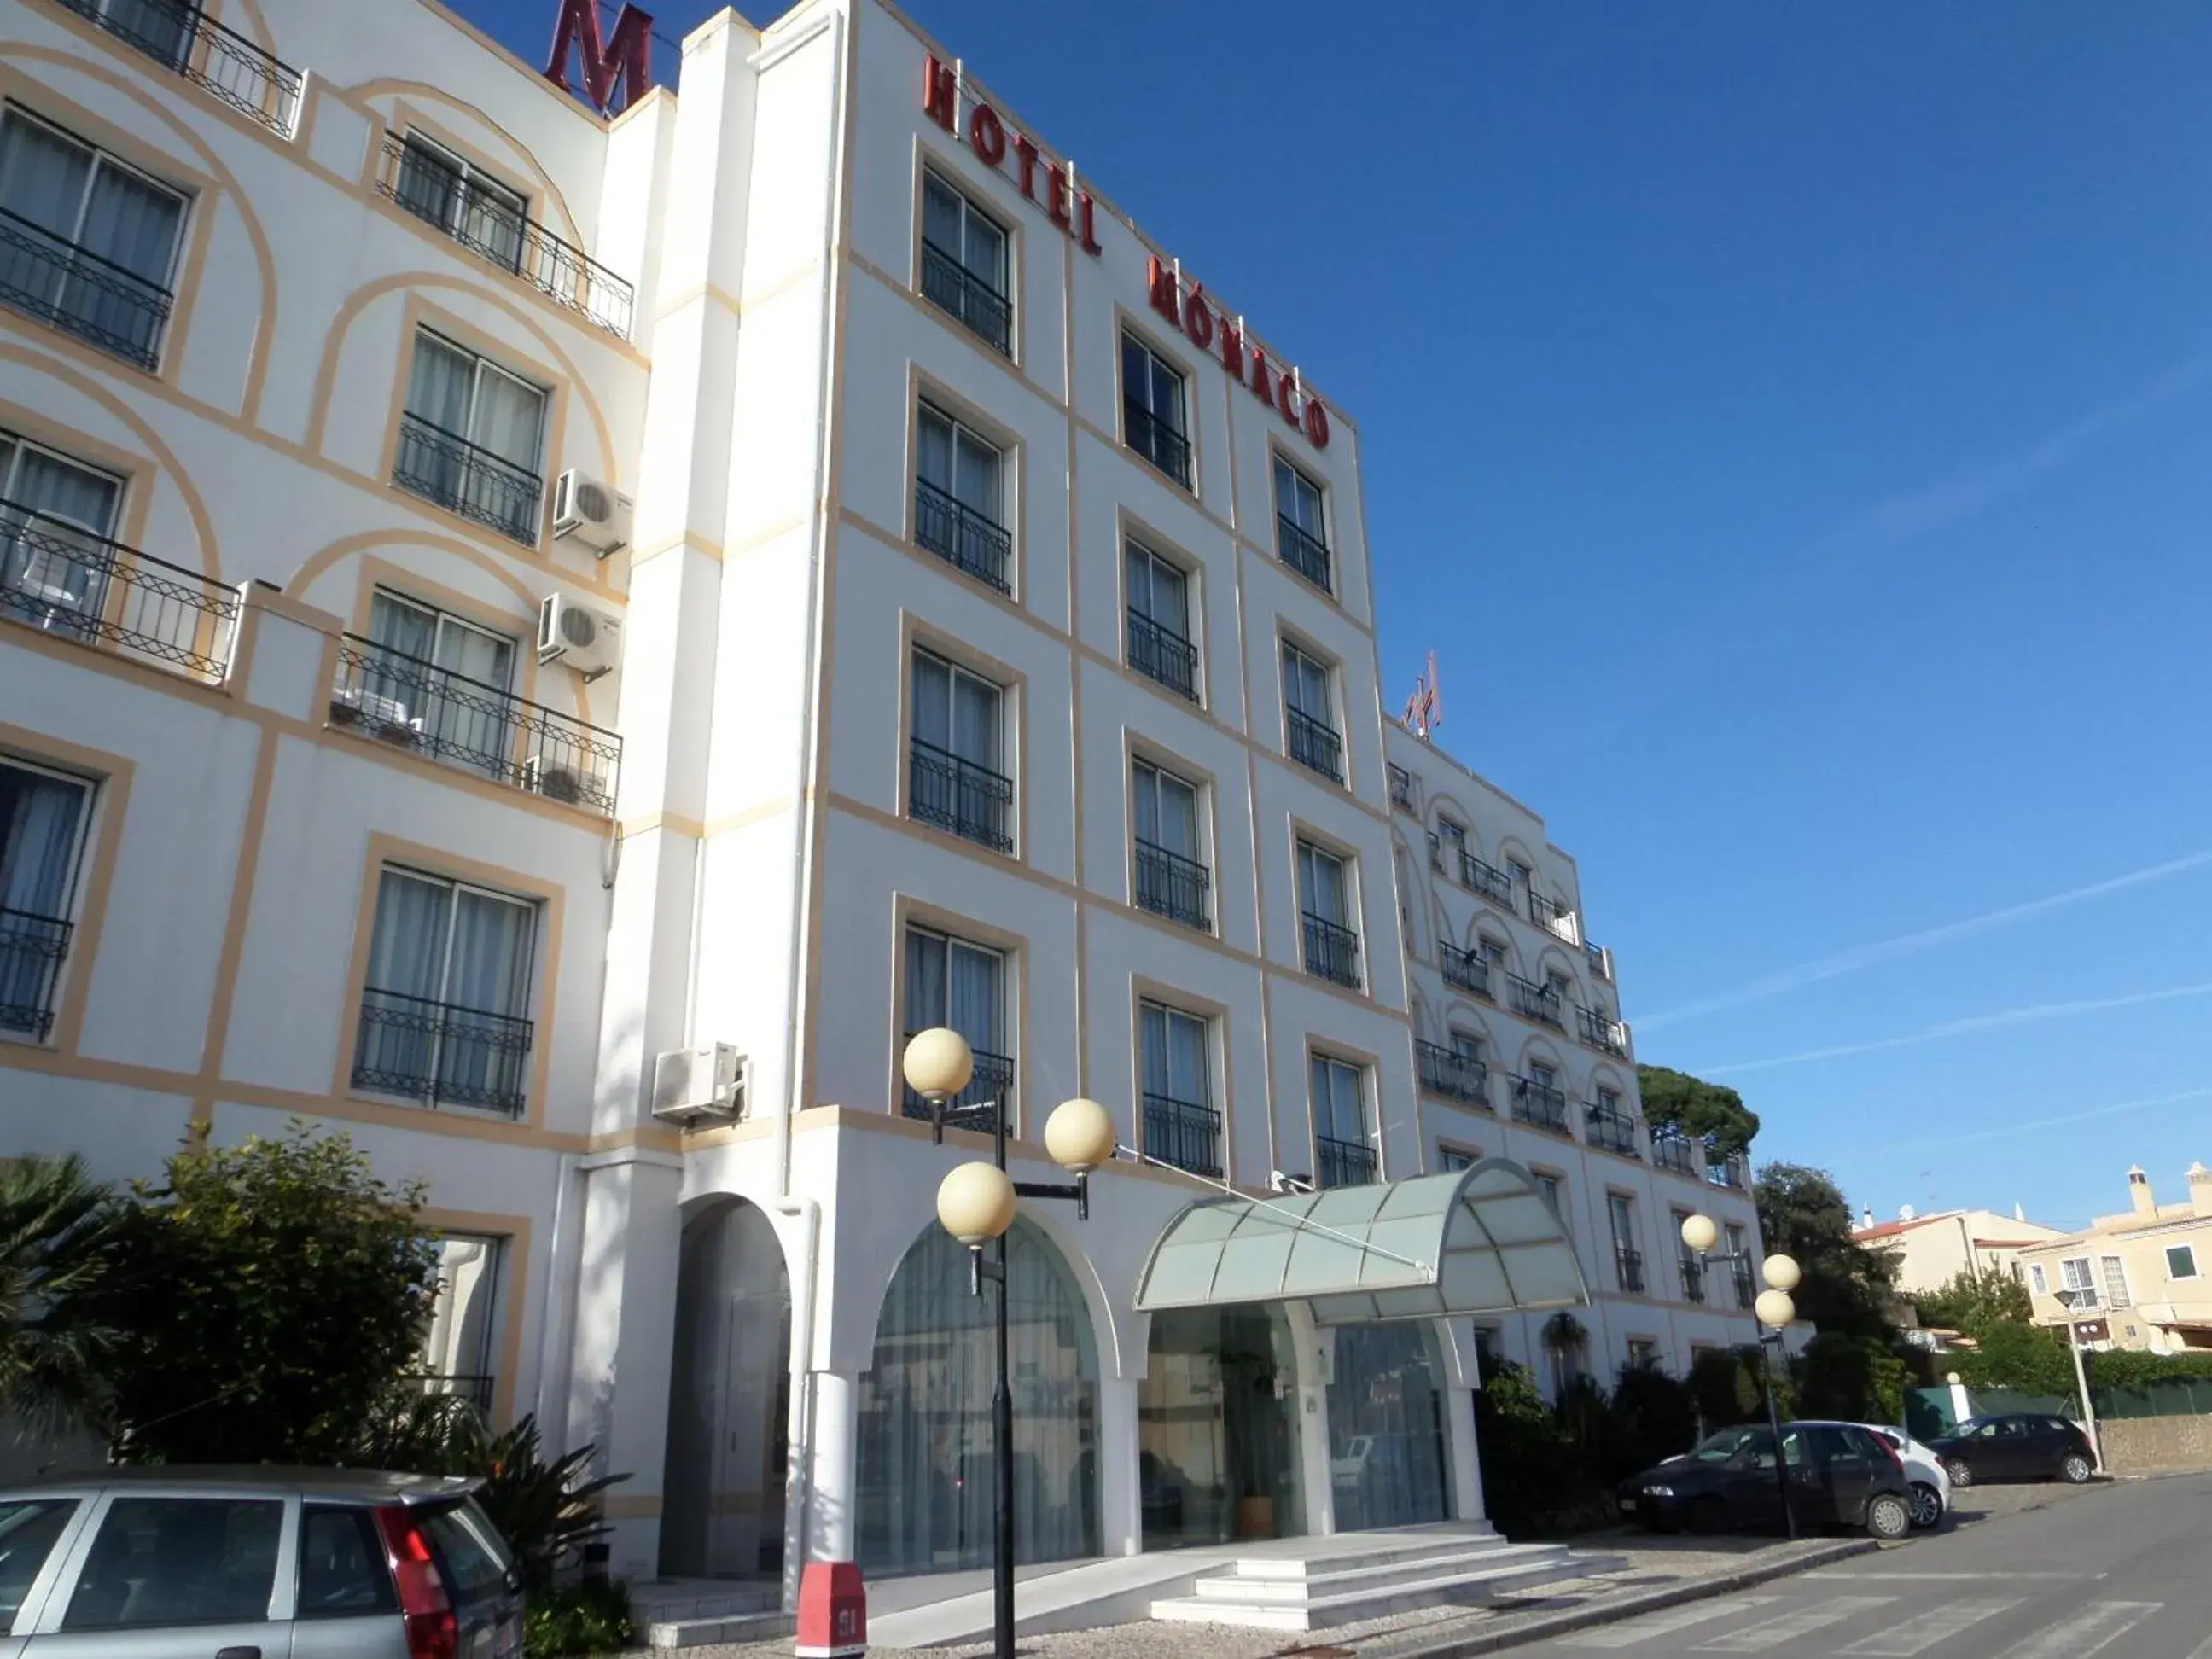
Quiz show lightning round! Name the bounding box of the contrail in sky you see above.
[1639,847,2212,1031]
[1696,982,2212,1076]
[1912,1087,2212,1150]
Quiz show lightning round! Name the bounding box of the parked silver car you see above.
[0,1467,522,1658]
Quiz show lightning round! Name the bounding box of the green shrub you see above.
[525,1578,633,1657]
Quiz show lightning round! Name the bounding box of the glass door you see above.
[1138,1307,1303,1551]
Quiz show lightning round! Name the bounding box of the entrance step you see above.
[629,1578,783,1646]
[646,1609,796,1651]
[1151,1538,1621,1632]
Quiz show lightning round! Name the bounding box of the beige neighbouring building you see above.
[1851,1206,2067,1299]
[2017,1166,2212,1354]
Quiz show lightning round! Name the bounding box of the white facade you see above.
[0,0,1763,1591]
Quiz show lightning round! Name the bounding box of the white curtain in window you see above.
[1298,844,1347,925]
[952,672,999,771]
[0,117,93,241]
[1282,645,1330,722]
[904,927,946,1030]
[952,428,999,521]
[1142,1005,1207,1103]
[469,364,544,473]
[369,591,436,661]
[9,445,119,532]
[445,888,533,1016]
[1126,545,1188,637]
[406,334,476,434]
[102,0,201,67]
[917,407,952,496]
[922,176,962,257]
[0,766,87,916]
[1274,457,1324,538]
[946,939,1001,1056]
[74,161,183,288]
[1135,765,1197,859]
[364,870,451,998]
[0,444,122,624]
[1310,1057,1364,1144]
[910,652,950,751]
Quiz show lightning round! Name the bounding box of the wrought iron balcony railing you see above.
[1144,1092,1222,1179]
[1679,1255,1707,1304]
[393,414,544,545]
[376,134,634,337]
[404,1371,495,1412]
[1316,1133,1377,1189]
[1576,1004,1628,1057]
[0,907,70,1040]
[1276,514,1331,591]
[1510,1075,1571,1135]
[1463,853,1515,908]
[1301,911,1361,988]
[1125,400,1191,487]
[2,503,239,683]
[49,0,302,136]
[1285,706,1344,783]
[352,987,533,1115]
[1388,764,1414,809]
[1652,1130,1697,1177]
[1704,1149,1748,1190]
[1439,942,1491,998]
[902,1032,1015,1135]
[1126,608,1199,701]
[919,238,1012,356]
[0,203,172,370]
[1414,1039,1488,1108]
[909,738,1014,853]
[1586,1105,1639,1158]
[1530,890,1580,943]
[331,637,622,816]
[1505,973,1565,1028]
[914,476,1012,594]
[1615,1245,1646,1295]
[1134,839,1210,930]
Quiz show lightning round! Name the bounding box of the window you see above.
[0,108,186,368]
[0,759,93,1041]
[1471,1325,1499,1377]
[1388,763,1414,810]
[2060,1257,2096,1299]
[391,132,528,273]
[353,866,538,1115]
[1272,454,1330,591]
[1507,858,1533,893]
[343,590,521,781]
[904,923,1010,1127]
[1674,1208,1705,1302]
[1626,1338,1658,1371]
[1609,1192,1644,1293]
[1121,329,1189,486]
[1132,758,1208,929]
[419,1232,505,1410]
[1124,537,1197,701]
[0,1499,77,1622]
[1450,1027,1486,1068]
[1296,840,1359,988]
[1597,1085,1621,1115]
[921,170,1010,354]
[2169,1245,2199,1280]
[1726,1222,1754,1308]
[1141,1001,1218,1177]
[0,429,124,642]
[2100,1255,2132,1310]
[1310,1053,1373,1186]
[2030,1263,2050,1295]
[395,329,547,544]
[915,402,1010,593]
[297,1505,399,1619]
[61,1496,283,1630]
[908,649,1012,853]
[1477,935,1507,967]
[1534,1172,1565,1223]
[1281,640,1342,783]
[1436,817,1466,874]
[1437,1144,1477,1173]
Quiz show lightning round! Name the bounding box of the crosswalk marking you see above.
[1691,1596,1896,1652]
[1556,1596,1781,1647]
[1837,1598,2020,1656]
[1994,1601,2159,1659]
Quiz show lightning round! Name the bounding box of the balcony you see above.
[330,637,623,817]
[1652,1130,1697,1177]
[1301,911,1361,989]
[0,204,172,370]
[1510,1076,1570,1135]
[1586,1105,1639,1158]
[392,414,544,545]
[1439,942,1492,998]
[1276,514,1332,591]
[2,504,240,684]
[1576,1004,1628,1057]
[908,738,1014,853]
[1732,1263,1756,1310]
[1679,1255,1707,1304]
[1615,1245,1646,1295]
[1505,974,1564,1028]
[1144,1093,1222,1179]
[1316,1133,1377,1189]
[919,238,1012,357]
[1414,1039,1487,1108]
[901,1033,1016,1135]
[405,1372,495,1413]
[1134,839,1210,931]
[1126,608,1198,701]
[1285,706,1344,783]
[49,0,301,136]
[1124,401,1190,488]
[1462,853,1515,909]
[1530,891,1580,944]
[1704,1148,1748,1190]
[376,135,635,337]
[913,476,1012,595]
[352,987,533,1116]
[1388,765,1414,810]
[1586,940,1613,981]
[0,907,70,1040]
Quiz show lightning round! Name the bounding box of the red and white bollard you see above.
[795,1561,866,1659]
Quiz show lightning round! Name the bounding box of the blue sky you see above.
[473,0,2212,1231]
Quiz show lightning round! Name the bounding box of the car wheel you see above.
[1866,1493,1912,1540]
[1687,1496,1729,1536]
[1944,1457,1975,1489]
[1909,1482,1944,1528]
[2060,1452,2094,1484]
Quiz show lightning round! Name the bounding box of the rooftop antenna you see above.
[1405,649,1442,737]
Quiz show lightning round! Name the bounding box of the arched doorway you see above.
[855,1218,1101,1575]
[661,1198,792,1578]
[1327,1320,1452,1531]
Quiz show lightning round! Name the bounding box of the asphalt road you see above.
[1519,1473,2212,1657]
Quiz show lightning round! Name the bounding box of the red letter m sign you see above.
[544,0,654,115]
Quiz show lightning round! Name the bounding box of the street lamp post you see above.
[2052,1288,2104,1471]
[906,1029,1117,1659]
[1681,1213,1802,1540]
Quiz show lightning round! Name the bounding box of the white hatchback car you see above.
[1869,1424,1951,1528]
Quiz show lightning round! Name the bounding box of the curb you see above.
[1376,1538,1883,1658]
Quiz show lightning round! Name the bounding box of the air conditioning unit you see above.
[652,1044,748,1127]
[552,470,633,556]
[537,593,623,678]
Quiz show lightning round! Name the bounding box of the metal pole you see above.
[992,1109,1016,1659]
[2064,1313,2102,1471]
[1761,1334,1796,1540]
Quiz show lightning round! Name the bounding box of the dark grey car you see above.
[0,1467,523,1658]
